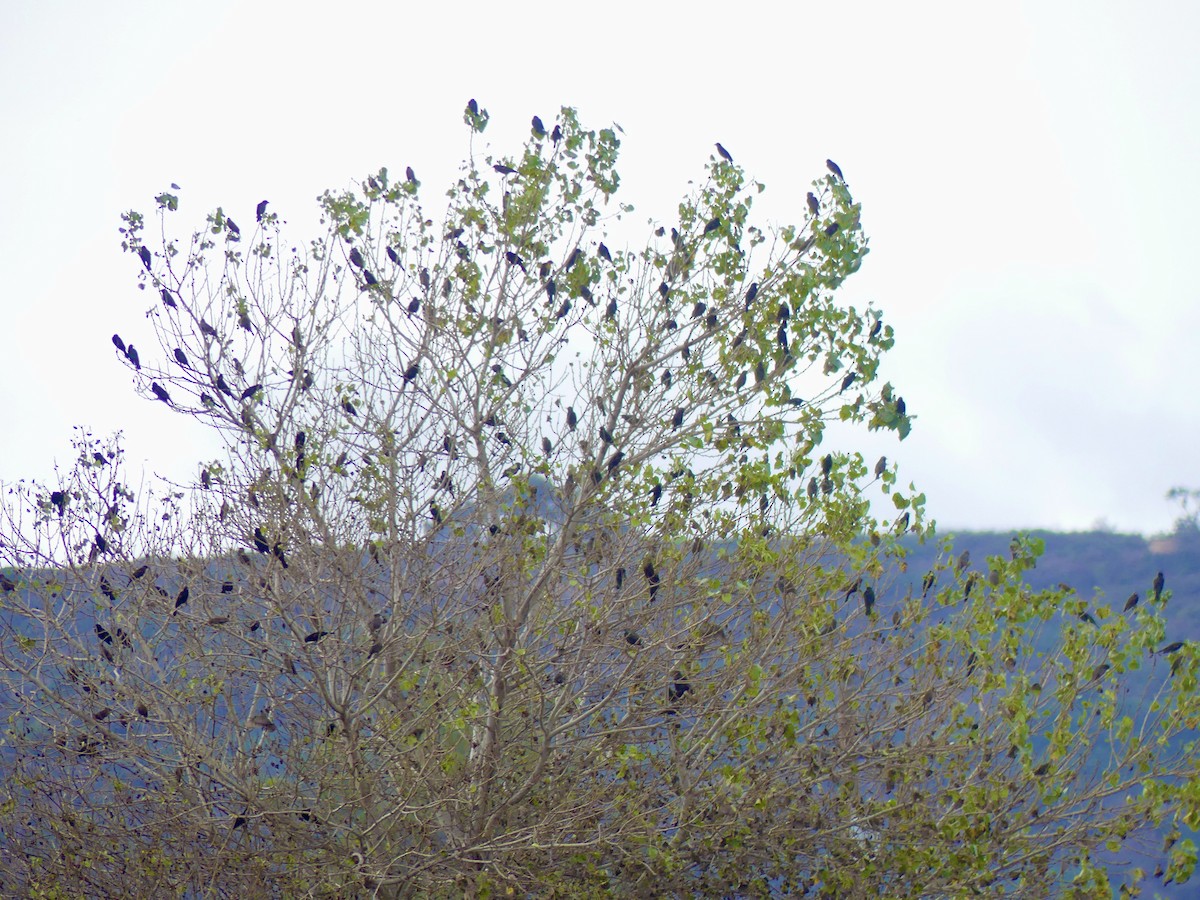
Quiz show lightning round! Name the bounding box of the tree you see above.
[1,103,1198,897]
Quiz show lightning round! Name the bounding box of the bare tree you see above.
[1,103,1197,898]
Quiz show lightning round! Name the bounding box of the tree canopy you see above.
[1,103,1198,898]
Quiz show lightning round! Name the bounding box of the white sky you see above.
[2,0,1197,535]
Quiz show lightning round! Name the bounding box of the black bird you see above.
[126,344,140,370]
[200,319,219,338]
[658,282,670,300]
[1123,593,1139,612]
[160,288,177,308]
[226,218,240,237]
[407,297,420,315]
[295,430,306,450]
[863,586,876,617]
[922,572,936,597]
[403,362,419,385]
[216,373,234,396]
[406,166,417,184]
[363,270,378,286]
[241,384,262,401]
[253,527,270,554]
[342,399,357,417]
[201,468,211,489]
[807,477,818,499]
[821,454,833,476]
[956,550,971,572]
[807,192,819,216]
[468,98,478,115]
[1079,611,1098,626]
[555,299,571,320]
[174,587,189,610]
[0,572,15,593]
[644,561,660,602]
[151,382,171,404]
[112,334,126,353]
[691,301,707,319]
[669,672,692,704]
[131,565,149,579]
[137,245,152,271]
[650,483,662,506]
[546,279,557,303]
[173,348,189,368]
[874,456,887,478]
[95,623,113,645]
[580,286,594,304]
[599,425,613,445]
[493,163,516,175]
[824,223,839,237]
[349,247,365,268]
[870,318,882,339]
[744,282,759,308]
[505,251,527,273]
[616,568,626,589]
[386,246,401,267]
[840,372,856,392]
[221,581,233,594]
[1153,571,1165,602]
[273,545,289,568]
[551,124,562,143]
[605,297,617,319]
[1160,641,1185,655]
[542,437,553,456]
[624,630,641,646]
[672,408,685,430]
[777,325,788,351]
[256,200,268,222]
[50,490,67,515]
[531,115,546,138]
[703,217,721,235]
[896,397,906,415]
[754,360,766,384]
[598,242,612,263]
[606,450,624,473]
[826,159,844,181]
[420,268,431,289]
[565,248,582,270]
[566,406,577,431]
[734,371,747,391]
[776,303,790,324]
[715,142,733,162]
[99,577,117,601]
[429,503,442,525]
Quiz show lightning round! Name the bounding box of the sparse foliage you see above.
[1,104,1198,898]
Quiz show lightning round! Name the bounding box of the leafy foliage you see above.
[0,104,1197,897]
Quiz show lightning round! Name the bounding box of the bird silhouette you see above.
[342,399,357,417]
[715,142,733,162]
[551,124,562,143]
[493,163,516,175]
[216,373,234,396]
[566,407,577,431]
[542,437,553,457]
[160,288,177,309]
[363,270,378,286]
[744,282,759,308]
[349,247,365,268]
[126,345,140,370]
[531,115,546,138]
[650,483,662,506]
[703,217,721,235]
[256,200,268,222]
[807,192,820,216]
[605,297,617,319]
[1160,641,1185,655]
[840,372,856,392]
[1123,593,1139,612]
[505,251,527,273]
[863,586,876,616]
[138,246,152,270]
[668,672,692,704]
[599,425,613,445]
[112,334,126,353]
[151,383,171,404]
[240,384,262,401]
[1153,571,1165,602]
[387,246,401,266]
[825,223,839,237]
[874,456,887,478]
[565,248,581,270]
[672,408,685,430]
[253,528,270,554]
[173,348,189,368]
[403,362,419,386]
[174,587,189,610]
[406,166,417,184]
[598,242,612,263]
[826,159,845,181]
[227,218,240,237]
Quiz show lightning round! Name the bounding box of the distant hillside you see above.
[902,527,1200,642]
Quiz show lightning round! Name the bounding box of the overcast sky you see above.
[2,1,1196,535]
